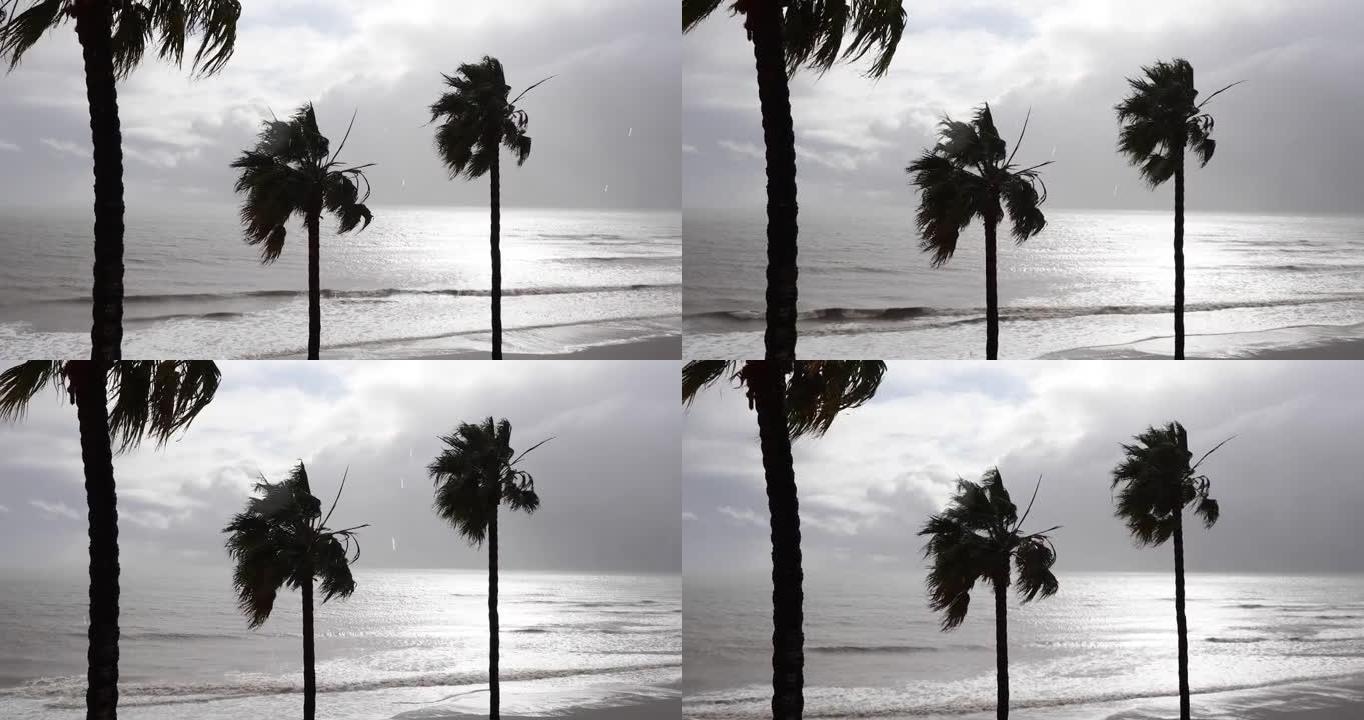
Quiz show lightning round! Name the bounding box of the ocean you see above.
[0,567,681,720]
[683,207,1364,359]
[0,204,681,359]
[683,570,1364,719]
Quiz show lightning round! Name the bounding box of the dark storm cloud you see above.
[0,0,679,210]
[683,362,1364,578]
[682,0,1364,213]
[0,361,681,574]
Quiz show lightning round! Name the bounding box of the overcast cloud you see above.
[0,360,681,574]
[0,0,679,210]
[683,0,1364,213]
[684,362,1364,578]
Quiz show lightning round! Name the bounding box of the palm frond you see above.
[0,360,63,421]
[681,361,734,405]
[0,0,64,72]
[784,361,886,439]
[430,417,545,546]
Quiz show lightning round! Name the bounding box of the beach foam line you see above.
[41,283,681,307]
[1043,321,1364,360]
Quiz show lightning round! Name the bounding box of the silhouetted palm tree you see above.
[429,57,549,360]
[224,462,365,720]
[920,469,1059,720]
[0,1,239,362]
[1116,59,1239,360]
[428,418,548,720]
[1111,422,1228,720]
[231,103,375,360]
[682,1,905,367]
[682,360,885,720]
[907,104,1050,360]
[0,360,221,720]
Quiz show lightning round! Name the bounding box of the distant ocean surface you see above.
[0,204,680,359]
[685,571,1364,719]
[0,568,680,719]
[683,207,1364,359]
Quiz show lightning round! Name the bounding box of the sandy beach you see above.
[407,696,680,720]
[433,335,680,360]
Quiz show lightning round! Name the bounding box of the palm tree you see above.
[0,360,221,720]
[0,1,239,362]
[919,469,1060,720]
[1116,59,1240,360]
[429,57,550,360]
[224,462,366,720]
[682,1,906,368]
[907,104,1050,360]
[1110,422,1228,720]
[427,417,549,720]
[231,103,375,360]
[682,360,885,720]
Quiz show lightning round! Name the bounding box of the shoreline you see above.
[427,334,680,360]
[406,696,679,720]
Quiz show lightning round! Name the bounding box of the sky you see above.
[0,0,679,210]
[682,0,1364,213]
[683,361,1364,578]
[0,360,681,575]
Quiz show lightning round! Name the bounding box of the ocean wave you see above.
[807,644,943,655]
[6,662,681,709]
[687,293,1364,331]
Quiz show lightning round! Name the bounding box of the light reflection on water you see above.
[683,571,1364,719]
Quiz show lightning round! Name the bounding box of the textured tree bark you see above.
[75,0,125,363]
[489,506,500,719]
[1173,515,1191,720]
[489,153,503,360]
[306,210,321,360]
[75,361,119,720]
[984,215,1000,361]
[1173,157,1186,360]
[302,575,315,720]
[752,361,803,720]
[993,574,1010,720]
[747,1,799,368]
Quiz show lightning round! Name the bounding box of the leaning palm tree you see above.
[428,417,549,720]
[429,57,549,360]
[1116,59,1239,360]
[682,360,886,720]
[224,462,366,720]
[0,0,239,362]
[919,469,1060,720]
[907,104,1050,360]
[0,360,221,720]
[682,1,906,367]
[1110,422,1229,720]
[231,103,375,360]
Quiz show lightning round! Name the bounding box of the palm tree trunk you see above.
[488,507,500,720]
[993,573,1009,720]
[751,360,803,720]
[74,361,119,720]
[747,1,799,368]
[984,215,1000,361]
[1173,156,1186,360]
[306,210,321,360]
[74,0,125,363]
[489,152,503,360]
[302,575,315,720]
[1173,514,1191,720]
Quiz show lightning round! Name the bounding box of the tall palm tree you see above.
[682,1,906,367]
[1116,59,1239,360]
[1110,422,1228,720]
[429,57,549,360]
[231,103,375,360]
[682,360,885,720]
[0,360,221,720]
[427,417,548,720]
[919,469,1060,720]
[907,104,1050,360]
[0,0,240,362]
[224,462,365,720]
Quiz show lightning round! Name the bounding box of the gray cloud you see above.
[683,0,1364,213]
[684,362,1364,578]
[0,0,679,210]
[0,360,681,575]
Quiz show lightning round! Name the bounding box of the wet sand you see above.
[433,335,680,360]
